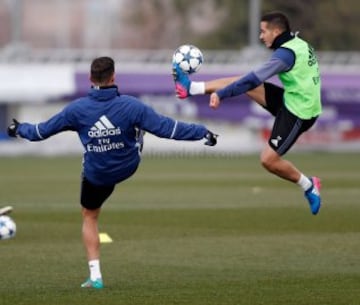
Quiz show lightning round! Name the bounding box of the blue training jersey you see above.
[16,86,208,185]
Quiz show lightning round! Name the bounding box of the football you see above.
[0,215,16,240]
[173,44,203,74]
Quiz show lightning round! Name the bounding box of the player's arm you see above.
[172,64,265,103]
[132,98,217,146]
[204,77,266,106]
[204,76,240,94]
[174,48,294,108]
[7,107,74,140]
[211,49,295,108]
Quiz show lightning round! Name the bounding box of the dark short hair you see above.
[90,57,115,84]
[261,11,291,32]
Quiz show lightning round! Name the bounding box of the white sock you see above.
[189,81,205,95]
[89,259,102,281]
[297,174,312,191]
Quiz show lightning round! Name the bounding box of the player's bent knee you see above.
[260,155,272,171]
[260,153,279,173]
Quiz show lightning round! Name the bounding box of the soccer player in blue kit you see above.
[7,56,217,289]
[173,11,322,216]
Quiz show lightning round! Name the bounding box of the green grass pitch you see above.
[0,153,359,305]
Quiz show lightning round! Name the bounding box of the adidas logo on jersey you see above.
[88,115,121,138]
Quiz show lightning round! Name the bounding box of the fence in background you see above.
[0,47,360,155]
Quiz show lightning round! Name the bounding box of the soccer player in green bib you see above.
[173,11,322,215]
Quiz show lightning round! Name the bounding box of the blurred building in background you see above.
[0,0,359,156]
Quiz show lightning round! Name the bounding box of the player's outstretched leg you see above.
[172,63,191,99]
[304,177,321,215]
[0,206,13,215]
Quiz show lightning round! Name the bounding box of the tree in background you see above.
[123,0,360,51]
[1,0,359,50]
[121,0,231,49]
[263,0,360,51]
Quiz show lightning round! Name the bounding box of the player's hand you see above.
[172,63,191,99]
[209,92,221,109]
[204,130,218,146]
[7,119,20,137]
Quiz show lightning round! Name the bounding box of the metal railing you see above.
[0,44,359,72]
